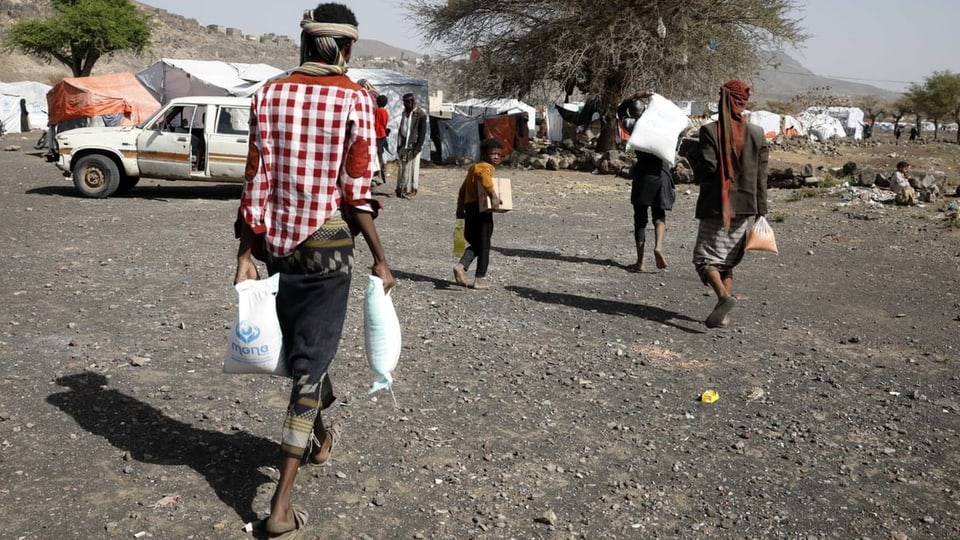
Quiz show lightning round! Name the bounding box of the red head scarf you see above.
[717,80,750,231]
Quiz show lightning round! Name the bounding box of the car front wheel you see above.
[72,154,120,198]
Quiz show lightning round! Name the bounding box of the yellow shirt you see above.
[457,161,496,208]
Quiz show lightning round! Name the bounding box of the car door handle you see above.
[236,139,247,143]
[176,137,188,142]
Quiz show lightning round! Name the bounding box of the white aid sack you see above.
[363,275,401,394]
[625,93,690,166]
[222,273,288,376]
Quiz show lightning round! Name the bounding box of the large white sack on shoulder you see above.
[364,275,401,394]
[223,273,288,377]
[625,93,690,166]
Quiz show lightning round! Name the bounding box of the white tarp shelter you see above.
[783,114,805,137]
[798,111,847,141]
[806,106,864,140]
[746,110,781,139]
[0,82,22,134]
[2,81,51,131]
[347,68,430,159]
[136,58,284,103]
[451,98,536,134]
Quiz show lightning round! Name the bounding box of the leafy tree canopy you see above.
[910,71,960,141]
[410,0,805,150]
[3,0,153,77]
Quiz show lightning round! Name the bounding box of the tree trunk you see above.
[595,110,619,152]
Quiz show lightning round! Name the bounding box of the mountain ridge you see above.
[0,0,897,103]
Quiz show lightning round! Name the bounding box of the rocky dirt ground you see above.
[1,131,959,539]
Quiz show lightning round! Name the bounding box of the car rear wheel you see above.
[72,154,120,198]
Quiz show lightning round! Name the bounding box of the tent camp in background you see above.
[347,68,430,160]
[797,109,847,141]
[746,110,782,139]
[136,59,284,103]
[449,97,533,157]
[0,82,24,134]
[430,114,481,165]
[806,106,865,140]
[10,81,51,130]
[0,81,52,133]
[451,98,536,138]
[47,72,160,131]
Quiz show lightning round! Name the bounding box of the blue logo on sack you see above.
[235,321,261,344]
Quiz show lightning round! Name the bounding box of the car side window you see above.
[160,106,198,133]
[216,107,249,135]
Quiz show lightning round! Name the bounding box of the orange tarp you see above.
[47,72,160,126]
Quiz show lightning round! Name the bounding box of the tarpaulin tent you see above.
[0,82,22,134]
[430,113,481,165]
[746,110,781,139]
[783,115,805,137]
[47,72,160,127]
[452,98,536,136]
[136,59,284,103]
[481,114,523,157]
[806,106,864,140]
[9,81,51,130]
[797,111,846,141]
[347,68,430,160]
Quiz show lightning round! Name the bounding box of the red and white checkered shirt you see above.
[240,72,378,257]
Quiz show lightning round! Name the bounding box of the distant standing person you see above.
[19,98,29,132]
[894,124,902,145]
[453,138,503,290]
[909,125,919,141]
[395,92,427,198]
[691,80,769,328]
[375,94,389,184]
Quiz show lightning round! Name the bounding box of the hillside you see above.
[1,0,896,102]
[753,51,901,101]
[0,0,422,85]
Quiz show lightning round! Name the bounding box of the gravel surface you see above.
[1,133,959,539]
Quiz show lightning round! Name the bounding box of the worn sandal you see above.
[304,421,342,467]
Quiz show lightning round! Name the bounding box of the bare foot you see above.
[654,249,667,269]
[265,504,295,535]
[628,262,645,273]
[453,264,467,286]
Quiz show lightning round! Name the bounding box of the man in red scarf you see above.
[692,80,769,328]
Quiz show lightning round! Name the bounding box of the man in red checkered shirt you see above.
[233,3,394,536]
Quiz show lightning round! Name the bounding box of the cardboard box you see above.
[478,177,513,213]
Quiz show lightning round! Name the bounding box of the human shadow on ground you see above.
[505,285,704,334]
[493,246,634,271]
[27,184,242,201]
[47,372,276,525]
[391,269,457,290]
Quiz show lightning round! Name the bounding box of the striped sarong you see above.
[264,212,354,459]
[692,216,749,284]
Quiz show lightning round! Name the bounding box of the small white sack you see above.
[223,274,288,376]
[625,93,690,166]
[363,275,401,394]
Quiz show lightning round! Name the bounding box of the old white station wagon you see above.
[53,96,252,198]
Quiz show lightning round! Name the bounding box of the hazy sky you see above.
[141,0,960,92]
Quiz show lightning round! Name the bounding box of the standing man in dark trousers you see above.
[234,3,394,536]
[395,92,427,198]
